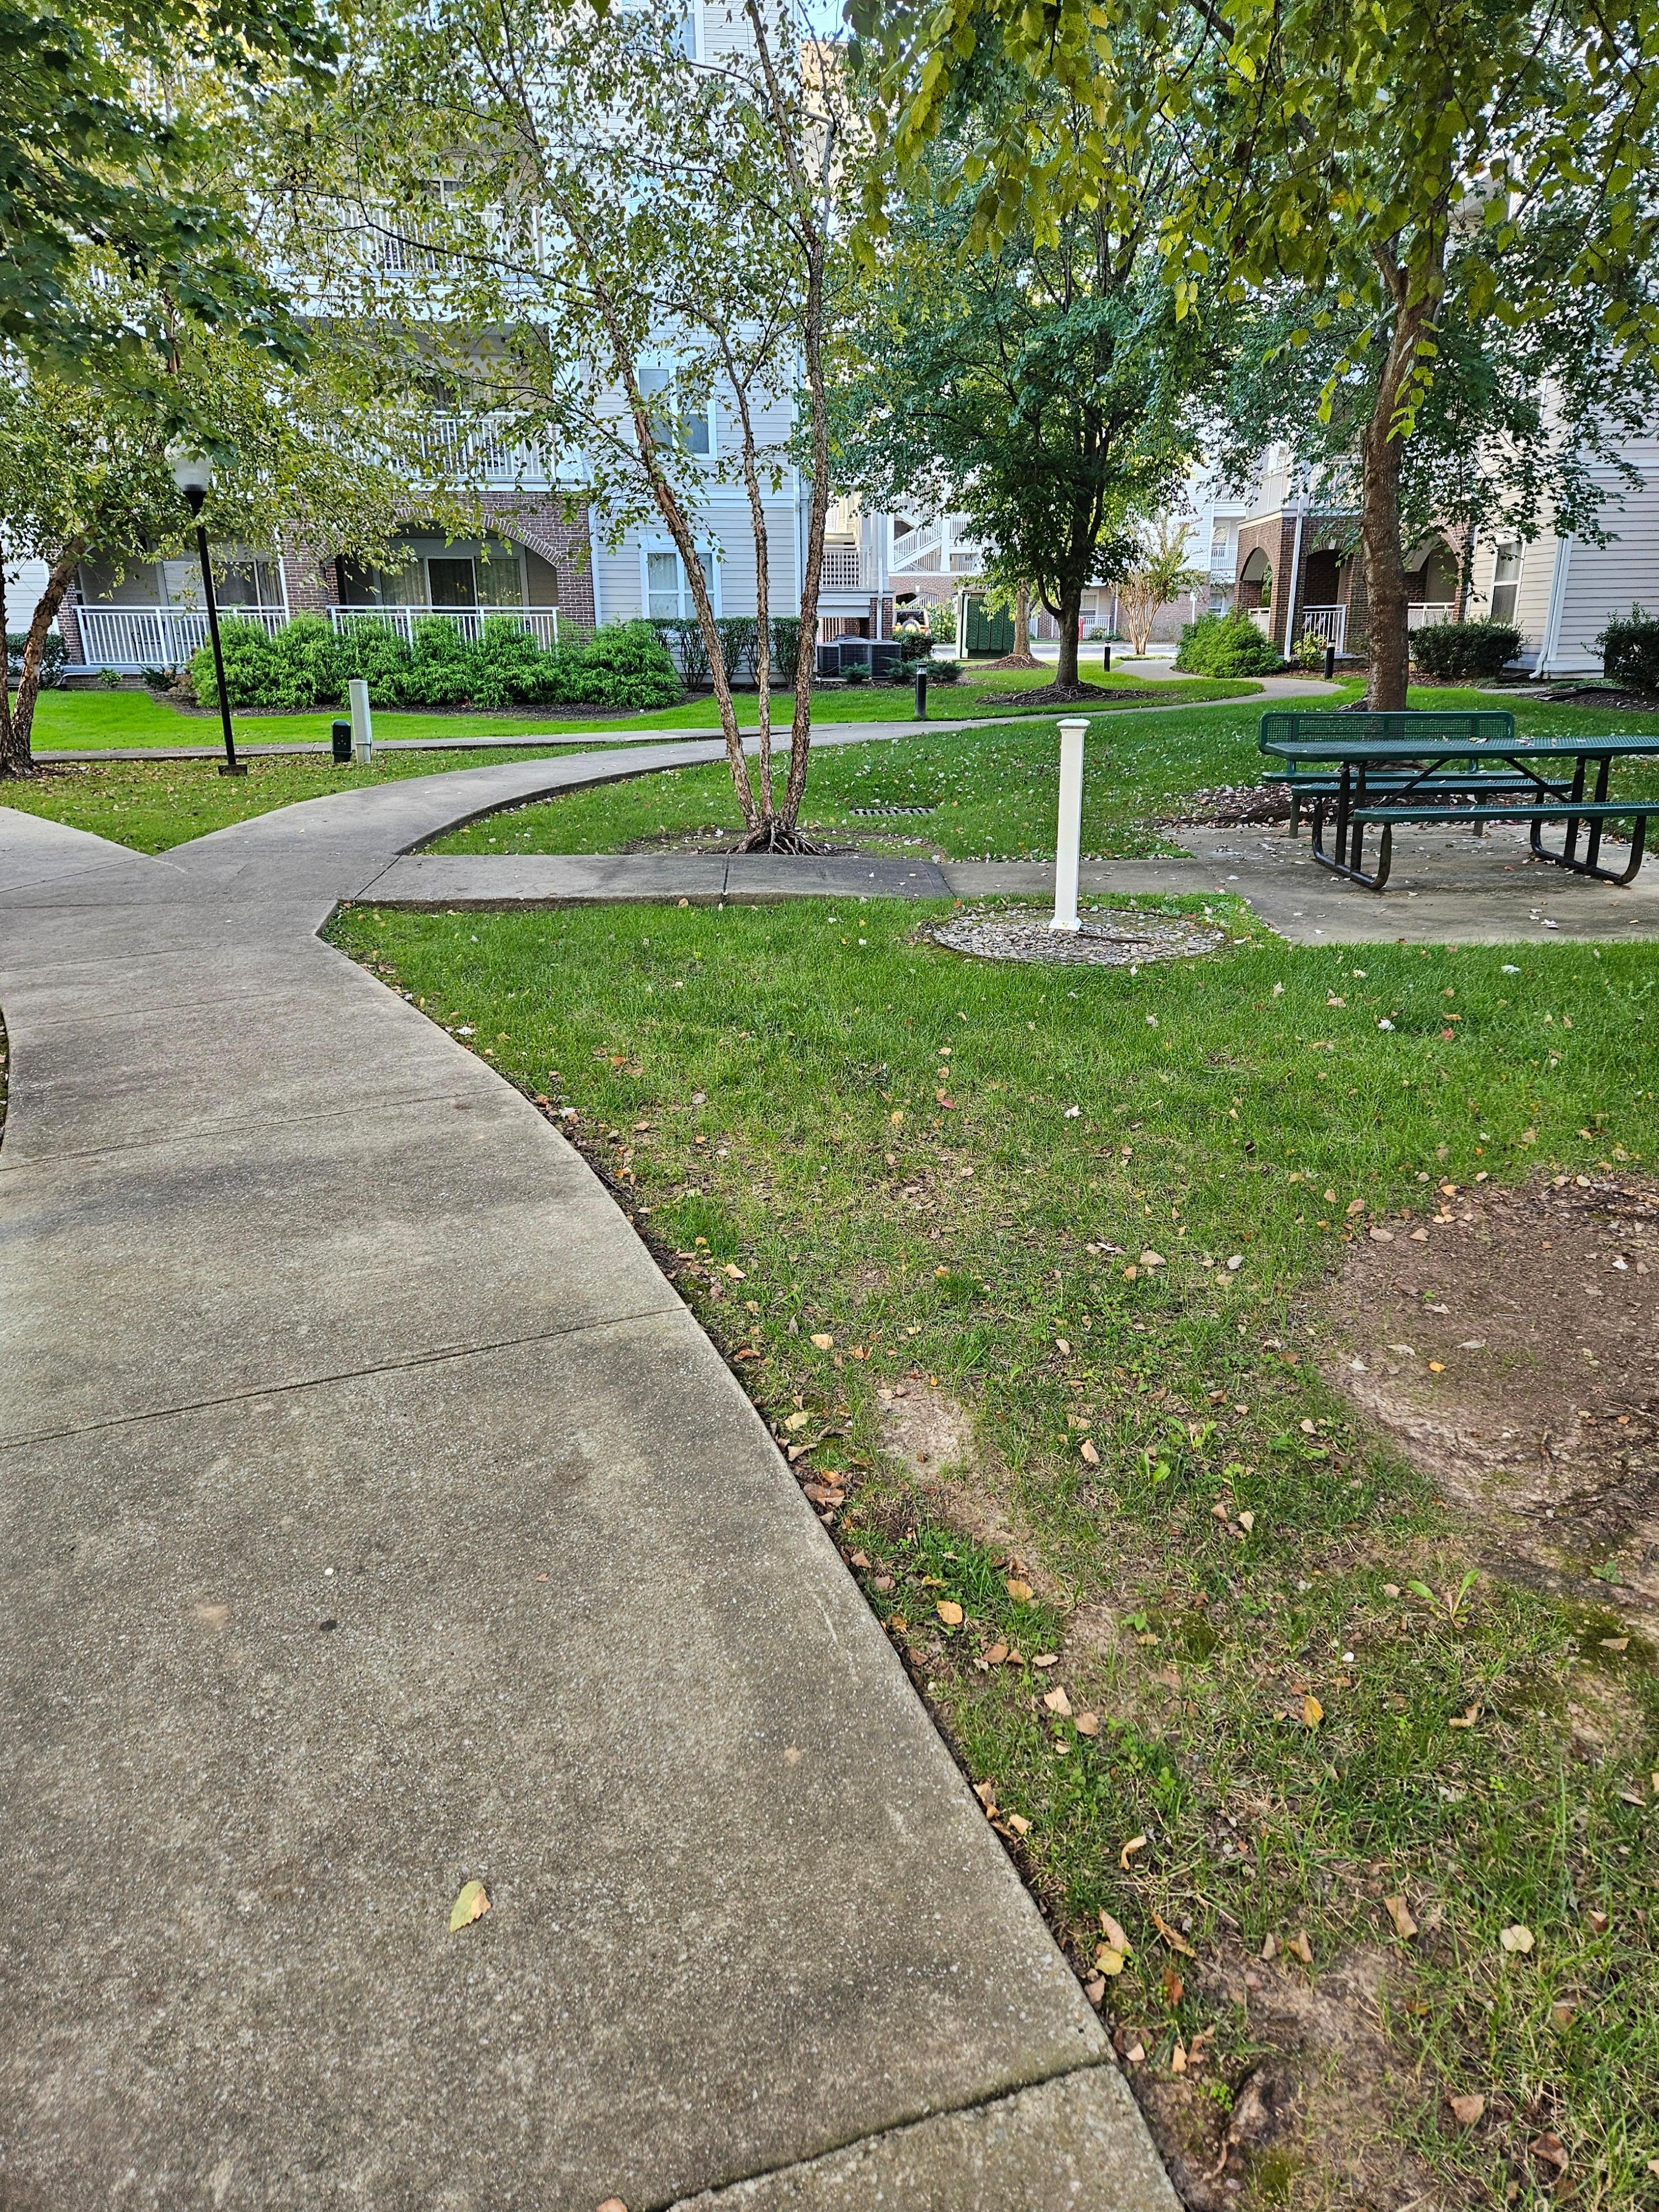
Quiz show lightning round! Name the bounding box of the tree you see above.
[860,0,1659,709]
[320,0,855,849]
[1115,515,1203,656]
[0,287,459,774]
[1,0,336,368]
[832,125,1225,699]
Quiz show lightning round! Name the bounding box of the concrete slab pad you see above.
[0,1319,1102,2210]
[0,1087,679,1442]
[369,852,734,907]
[724,855,952,899]
[669,2068,1177,2211]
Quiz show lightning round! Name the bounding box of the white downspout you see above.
[1536,535,1573,677]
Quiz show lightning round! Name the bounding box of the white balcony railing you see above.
[1248,606,1272,634]
[74,604,287,670]
[329,604,561,648]
[1296,604,1348,653]
[418,415,571,491]
[820,546,863,590]
[1407,602,1456,629]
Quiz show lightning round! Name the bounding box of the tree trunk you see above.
[1360,242,1443,711]
[1,544,82,776]
[1013,582,1031,659]
[726,359,774,820]
[1054,580,1083,688]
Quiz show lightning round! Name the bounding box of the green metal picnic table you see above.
[1258,714,1659,891]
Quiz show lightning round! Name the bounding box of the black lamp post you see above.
[170,454,246,776]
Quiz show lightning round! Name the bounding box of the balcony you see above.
[889,523,943,573]
[1407,602,1455,629]
[820,546,863,591]
[75,604,286,670]
[329,604,562,648]
[418,415,573,492]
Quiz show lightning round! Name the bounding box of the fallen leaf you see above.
[808,1332,834,1349]
[784,1411,810,1431]
[1169,2040,1188,2075]
[936,1600,964,1626]
[1287,1930,1313,1965]
[1125,2040,1146,2064]
[1237,1510,1255,1532]
[1099,1908,1132,1955]
[1140,1249,1165,1267]
[1448,2093,1485,2127]
[448,1880,490,1933]
[597,2200,629,2212]
[1033,1652,1059,1668]
[1042,1684,1073,1716]
[973,1781,997,1812]
[983,1641,1009,1665]
[1448,1704,1480,1729]
[1095,1943,1126,1976]
[849,1551,870,1569]
[1531,2132,1569,2172]
[1346,1198,1366,1217]
[1587,1908,1609,1933]
[1260,1932,1277,1961]
[1302,1694,1323,1728]
[1076,1711,1099,1736]
[1007,1813,1031,1836]
[1079,1438,1100,1465]
[1552,2002,1578,2027]
[1152,1910,1195,1958]
[1499,1923,1535,1954]
[1056,1337,1071,1355]
[1084,1974,1108,2004]
[1161,1965,1185,2007]
[1384,1896,1418,1940]
[723,1263,745,1280]
[1005,1577,1034,1603]
[1599,1636,1629,1653]
[1120,1834,1148,1870]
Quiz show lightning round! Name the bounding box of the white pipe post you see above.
[348,676,373,766]
[1052,716,1088,933]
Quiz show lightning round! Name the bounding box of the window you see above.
[639,367,711,456]
[646,547,713,620]
[1490,542,1522,625]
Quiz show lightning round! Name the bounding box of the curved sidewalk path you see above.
[0,746,1175,2211]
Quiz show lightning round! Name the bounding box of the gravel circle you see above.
[926,903,1227,966]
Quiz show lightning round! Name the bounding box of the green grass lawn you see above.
[0,744,610,854]
[330,891,1658,2208]
[432,687,1659,863]
[21,662,1255,752]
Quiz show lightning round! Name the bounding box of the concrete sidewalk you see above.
[0,781,1173,2208]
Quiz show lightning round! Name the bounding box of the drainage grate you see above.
[846,805,936,817]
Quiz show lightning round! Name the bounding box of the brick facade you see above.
[271,495,596,630]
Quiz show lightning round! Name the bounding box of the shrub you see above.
[1288,628,1331,671]
[769,615,802,689]
[1596,606,1659,695]
[928,659,962,684]
[654,616,712,688]
[190,613,342,711]
[928,600,957,645]
[335,616,414,704]
[1173,611,1284,676]
[896,627,933,663]
[572,620,682,709]
[714,615,759,685]
[405,615,480,706]
[7,631,68,688]
[1409,617,1522,680]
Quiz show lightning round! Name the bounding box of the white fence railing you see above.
[1407,602,1456,629]
[75,605,287,669]
[820,547,863,590]
[1296,604,1348,653]
[1248,606,1272,634]
[328,604,561,648]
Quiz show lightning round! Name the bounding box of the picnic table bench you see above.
[1258,709,1659,891]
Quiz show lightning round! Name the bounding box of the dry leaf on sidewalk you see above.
[448,1880,490,1932]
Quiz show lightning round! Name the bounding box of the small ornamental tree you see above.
[1115,515,1203,656]
[331,0,858,849]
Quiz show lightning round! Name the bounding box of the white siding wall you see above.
[1469,434,1659,674]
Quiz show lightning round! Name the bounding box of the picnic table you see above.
[1258,710,1659,891]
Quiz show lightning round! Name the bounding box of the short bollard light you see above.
[348,676,373,766]
[914,665,928,719]
[1051,716,1089,933]
[331,719,353,765]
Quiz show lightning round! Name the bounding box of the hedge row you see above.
[187,613,681,712]
[1173,611,1286,676]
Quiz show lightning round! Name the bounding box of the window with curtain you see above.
[646,548,712,620]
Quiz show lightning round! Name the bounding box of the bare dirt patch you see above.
[876,1378,976,1478]
[1323,1174,1659,1623]
[1157,783,1293,828]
